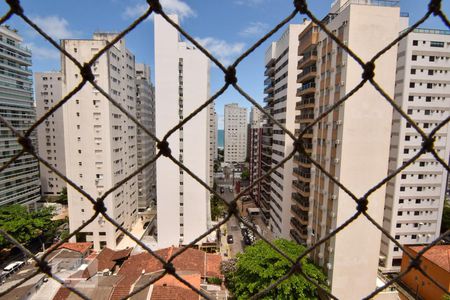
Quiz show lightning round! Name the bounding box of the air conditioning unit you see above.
[326,263,332,269]
[331,212,336,218]
[332,194,337,200]
[335,140,341,145]
[328,247,333,253]
[336,120,343,125]
[340,81,345,86]
[334,158,340,164]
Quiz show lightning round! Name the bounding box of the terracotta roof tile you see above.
[407,245,450,272]
[57,242,93,254]
[150,285,199,300]
[206,254,222,278]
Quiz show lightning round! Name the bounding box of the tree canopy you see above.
[441,201,450,234]
[223,239,327,299]
[0,204,57,249]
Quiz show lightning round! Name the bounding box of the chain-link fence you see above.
[0,0,449,299]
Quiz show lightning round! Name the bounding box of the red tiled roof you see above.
[52,287,71,300]
[407,245,450,272]
[110,247,222,299]
[151,286,199,300]
[58,242,93,254]
[206,253,222,278]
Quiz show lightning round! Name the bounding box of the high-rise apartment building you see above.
[154,15,212,248]
[0,26,40,208]
[291,22,318,246]
[213,111,218,160]
[35,72,66,198]
[380,28,450,272]
[135,63,156,212]
[62,33,138,250]
[306,1,403,298]
[249,106,263,208]
[224,103,248,163]
[262,23,308,237]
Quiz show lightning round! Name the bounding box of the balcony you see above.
[297,51,318,69]
[292,192,310,210]
[295,97,315,110]
[296,82,316,97]
[291,205,308,225]
[264,65,275,76]
[295,112,315,123]
[290,229,305,245]
[264,83,274,94]
[293,168,311,182]
[291,217,307,235]
[293,180,310,195]
[297,66,317,83]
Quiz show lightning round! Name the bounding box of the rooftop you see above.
[57,242,93,254]
[406,245,450,273]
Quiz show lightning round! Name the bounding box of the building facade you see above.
[306,2,403,298]
[290,22,318,246]
[135,63,156,213]
[249,106,263,208]
[154,15,212,248]
[224,103,248,163]
[62,33,138,250]
[262,23,308,238]
[35,72,66,198]
[380,29,450,272]
[0,26,40,208]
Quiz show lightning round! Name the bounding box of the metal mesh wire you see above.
[0,0,449,299]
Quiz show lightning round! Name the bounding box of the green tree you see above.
[210,194,226,221]
[441,202,450,234]
[0,205,57,249]
[57,187,68,205]
[224,239,327,299]
[240,168,249,181]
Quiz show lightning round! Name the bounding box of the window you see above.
[399,199,404,204]
[401,174,407,179]
[392,259,402,266]
[412,55,417,61]
[396,223,401,228]
[412,40,418,46]
[412,234,417,239]
[426,96,431,102]
[429,56,435,62]
[414,211,420,216]
[411,69,416,75]
[409,82,415,88]
[428,69,434,76]
[405,136,410,141]
[397,211,403,216]
[430,41,444,48]
[395,235,400,239]
[427,83,432,89]
[407,109,412,115]
[408,96,414,101]
[404,149,409,154]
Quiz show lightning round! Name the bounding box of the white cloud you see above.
[24,43,60,61]
[32,16,80,40]
[195,37,245,66]
[239,22,269,37]
[123,0,196,20]
[234,0,265,6]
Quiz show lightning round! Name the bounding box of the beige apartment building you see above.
[305,1,404,298]
[380,28,450,272]
[291,22,318,246]
[262,22,308,238]
[135,63,156,212]
[62,33,138,250]
[35,72,66,197]
[154,15,213,249]
[224,103,248,163]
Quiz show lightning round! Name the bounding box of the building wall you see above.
[135,63,156,212]
[35,72,66,197]
[262,23,308,238]
[154,15,211,248]
[62,34,138,250]
[381,29,450,272]
[400,246,450,300]
[309,3,401,299]
[224,103,248,163]
[0,26,40,208]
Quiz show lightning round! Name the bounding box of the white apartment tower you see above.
[262,23,308,237]
[380,29,450,272]
[35,72,66,197]
[62,33,138,250]
[307,2,403,298]
[154,15,212,248]
[224,103,248,163]
[0,26,40,208]
[135,63,156,212]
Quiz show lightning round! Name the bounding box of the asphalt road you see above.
[216,182,244,257]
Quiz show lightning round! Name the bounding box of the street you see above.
[216,180,244,257]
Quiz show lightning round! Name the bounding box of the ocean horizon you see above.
[218,129,224,148]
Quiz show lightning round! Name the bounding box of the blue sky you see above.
[0,0,448,129]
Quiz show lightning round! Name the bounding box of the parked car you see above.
[227,234,234,244]
[1,261,24,279]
